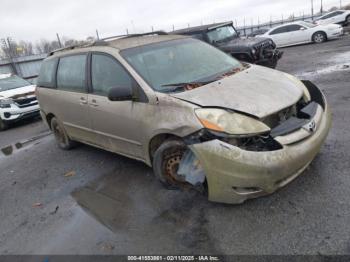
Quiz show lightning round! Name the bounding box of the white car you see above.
[0,74,40,131]
[315,10,350,26]
[258,21,343,47]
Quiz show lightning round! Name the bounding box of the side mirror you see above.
[108,86,133,101]
[300,27,306,30]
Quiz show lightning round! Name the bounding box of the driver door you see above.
[87,52,144,159]
[268,25,290,46]
[287,24,309,44]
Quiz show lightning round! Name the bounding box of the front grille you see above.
[255,41,272,50]
[254,41,275,59]
[14,97,38,108]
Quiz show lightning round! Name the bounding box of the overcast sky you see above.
[1,0,349,42]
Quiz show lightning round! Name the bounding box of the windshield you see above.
[207,25,238,43]
[0,75,31,92]
[299,21,316,28]
[121,38,242,93]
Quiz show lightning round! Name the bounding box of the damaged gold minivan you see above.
[36,32,331,204]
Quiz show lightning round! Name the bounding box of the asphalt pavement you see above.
[0,35,349,255]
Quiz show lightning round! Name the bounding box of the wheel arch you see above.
[45,113,56,129]
[312,31,327,42]
[148,133,184,165]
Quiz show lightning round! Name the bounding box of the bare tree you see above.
[18,41,34,56]
[328,6,338,11]
[35,39,61,54]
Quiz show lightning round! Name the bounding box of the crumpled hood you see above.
[0,85,36,99]
[217,37,271,52]
[170,65,304,118]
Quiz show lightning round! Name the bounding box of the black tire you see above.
[346,15,350,26]
[50,117,76,150]
[0,118,9,131]
[312,31,327,43]
[152,140,189,190]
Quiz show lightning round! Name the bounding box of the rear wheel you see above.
[152,140,189,190]
[50,117,76,150]
[0,118,9,131]
[312,31,327,43]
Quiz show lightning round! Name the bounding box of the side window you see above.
[324,12,338,19]
[91,54,133,96]
[287,25,302,32]
[57,55,87,92]
[269,26,289,35]
[321,13,331,19]
[334,11,344,15]
[37,58,57,88]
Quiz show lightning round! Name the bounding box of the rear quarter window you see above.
[57,55,87,93]
[37,58,57,88]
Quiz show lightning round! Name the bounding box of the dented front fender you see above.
[189,103,332,204]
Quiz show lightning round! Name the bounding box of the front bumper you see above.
[328,28,344,39]
[189,95,331,204]
[256,49,284,68]
[1,104,40,123]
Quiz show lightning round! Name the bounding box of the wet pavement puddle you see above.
[296,50,350,78]
[71,168,216,250]
[0,131,52,157]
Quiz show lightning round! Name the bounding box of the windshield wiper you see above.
[161,80,215,88]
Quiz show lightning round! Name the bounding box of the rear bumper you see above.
[189,97,331,204]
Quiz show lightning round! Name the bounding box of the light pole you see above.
[311,0,314,20]
[320,0,323,14]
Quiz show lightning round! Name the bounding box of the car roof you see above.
[107,34,188,50]
[268,21,307,30]
[320,10,347,16]
[172,21,233,34]
[48,33,189,57]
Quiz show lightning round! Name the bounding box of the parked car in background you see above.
[172,21,283,68]
[247,28,269,37]
[258,21,343,47]
[0,74,39,131]
[314,10,350,26]
[36,32,331,204]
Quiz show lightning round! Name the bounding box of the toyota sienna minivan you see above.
[36,32,331,204]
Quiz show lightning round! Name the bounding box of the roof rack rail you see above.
[125,31,168,38]
[48,42,93,56]
[48,31,169,56]
[101,31,168,41]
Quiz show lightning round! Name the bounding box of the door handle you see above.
[79,97,87,105]
[90,99,99,107]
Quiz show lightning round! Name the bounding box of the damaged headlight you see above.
[0,98,14,108]
[195,108,270,136]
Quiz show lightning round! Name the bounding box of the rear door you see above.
[322,11,341,24]
[287,24,309,44]
[53,54,95,143]
[87,52,144,159]
[331,11,345,24]
[268,25,290,46]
